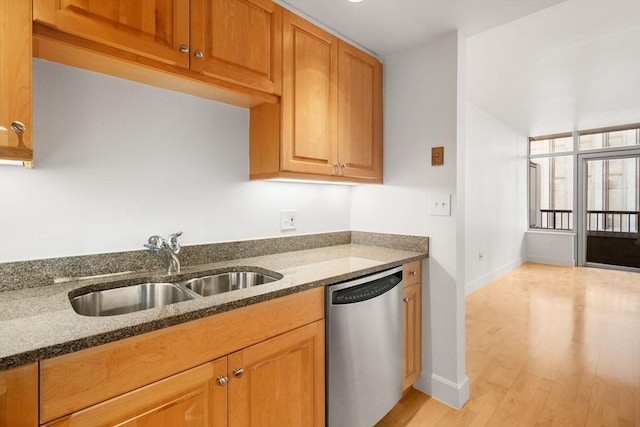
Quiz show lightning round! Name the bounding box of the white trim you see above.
[526,255,575,267]
[465,257,523,295]
[414,374,470,409]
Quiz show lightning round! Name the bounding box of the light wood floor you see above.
[377,263,640,426]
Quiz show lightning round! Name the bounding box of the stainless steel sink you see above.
[181,271,279,297]
[69,269,282,316]
[70,282,195,317]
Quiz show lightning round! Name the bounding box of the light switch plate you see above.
[430,193,451,216]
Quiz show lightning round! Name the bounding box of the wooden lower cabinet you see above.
[0,363,38,427]
[43,359,228,427]
[229,320,324,427]
[402,262,422,390]
[43,321,324,427]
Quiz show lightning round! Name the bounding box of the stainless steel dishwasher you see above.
[326,266,404,427]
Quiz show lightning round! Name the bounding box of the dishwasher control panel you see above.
[331,271,402,304]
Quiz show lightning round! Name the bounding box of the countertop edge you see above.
[0,253,426,370]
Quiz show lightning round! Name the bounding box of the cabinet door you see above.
[281,11,338,177]
[0,0,33,164]
[338,41,383,181]
[43,359,228,427]
[402,284,422,390]
[191,0,282,94]
[33,0,190,68]
[0,363,38,427]
[228,320,325,427]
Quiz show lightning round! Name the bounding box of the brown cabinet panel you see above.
[403,260,421,287]
[0,363,38,427]
[191,0,282,94]
[281,10,338,176]
[33,0,190,68]
[402,283,422,390]
[228,321,325,427]
[43,359,228,427]
[338,41,383,180]
[249,16,383,183]
[0,0,33,164]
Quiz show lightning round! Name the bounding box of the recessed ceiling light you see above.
[348,0,363,3]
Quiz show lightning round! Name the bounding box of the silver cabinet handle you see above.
[233,367,244,378]
[409,270,417,276]
[10,121,26,147]
[403,297,409,303]
[10,121,25,133]
[217,376,228,386]
[340,163,347,169]
[180,44,189,54]
[195,50,204,59]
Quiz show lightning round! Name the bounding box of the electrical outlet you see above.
[280,210,296,231]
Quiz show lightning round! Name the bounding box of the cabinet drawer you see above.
[43,360,227,427]
[40,287,324,423]
[403,261,421,287]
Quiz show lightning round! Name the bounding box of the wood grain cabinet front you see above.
[42,360,228,427]
[33,0,191,68]
[0,0,33,165]
[41,322,324,427]
[228,320,325,427]
[337,41,383,181]
[402,261,422,389]
[33,0,282,96]
[0,363,38,427]
[190,0,282,95]
[249,10,383,183]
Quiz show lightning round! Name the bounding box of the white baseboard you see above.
[414,373,470,409]
[526,255,575,267]
[465,257,523,295]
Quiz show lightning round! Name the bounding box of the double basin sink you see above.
[70,269,281,317]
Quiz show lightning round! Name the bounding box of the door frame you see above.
[576,146,640,269]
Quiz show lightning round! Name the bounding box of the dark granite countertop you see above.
[0,243,426,370]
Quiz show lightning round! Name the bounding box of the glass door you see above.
[578,151,640,269]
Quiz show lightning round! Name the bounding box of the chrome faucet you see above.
[144,232,183,275]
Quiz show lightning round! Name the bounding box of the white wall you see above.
[0,60,351,262]
[351,32,469,408]
[525,231,576,266]
[464,102,528,294]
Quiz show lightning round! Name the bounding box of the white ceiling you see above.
[467,0,640,136]
[277,0,564,57]
[278,0,640,138]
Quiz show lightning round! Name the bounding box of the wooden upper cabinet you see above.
[338,40,383,181]
[33,0,282,95]
[191,0,282,95]
[0,0,33,165]
[33,0,191,68]
[280,10,338,177]
[249,11,382,183]
[228,321,325,427]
